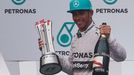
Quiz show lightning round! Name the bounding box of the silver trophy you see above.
[35,19,62,75]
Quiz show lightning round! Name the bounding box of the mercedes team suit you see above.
[58,22,126,75]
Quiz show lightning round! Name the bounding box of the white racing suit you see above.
[58,22,126,75]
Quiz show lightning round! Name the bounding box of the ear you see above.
[89,10,94,16]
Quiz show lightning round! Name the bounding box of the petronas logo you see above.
[103,0,117,5]
[57,22,75,47]
[12,0,26,5]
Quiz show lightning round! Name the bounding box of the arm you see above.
[99,24,127,62]
[108,37,127,62]
[57,52,73,75]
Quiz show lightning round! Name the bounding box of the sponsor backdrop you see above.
[0,0,133,75]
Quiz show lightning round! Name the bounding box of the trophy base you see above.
[40,53,62,75]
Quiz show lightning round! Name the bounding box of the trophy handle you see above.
[36,19,46,55]
[43,20,55,53]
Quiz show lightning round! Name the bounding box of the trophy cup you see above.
[35,19,62,75]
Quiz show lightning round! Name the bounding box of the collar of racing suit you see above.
[77,21,95,38]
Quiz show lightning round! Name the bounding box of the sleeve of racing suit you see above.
[57,48,73,75]
[108,37,127,62]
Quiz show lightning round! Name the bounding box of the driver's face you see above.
[72,10,93,32]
